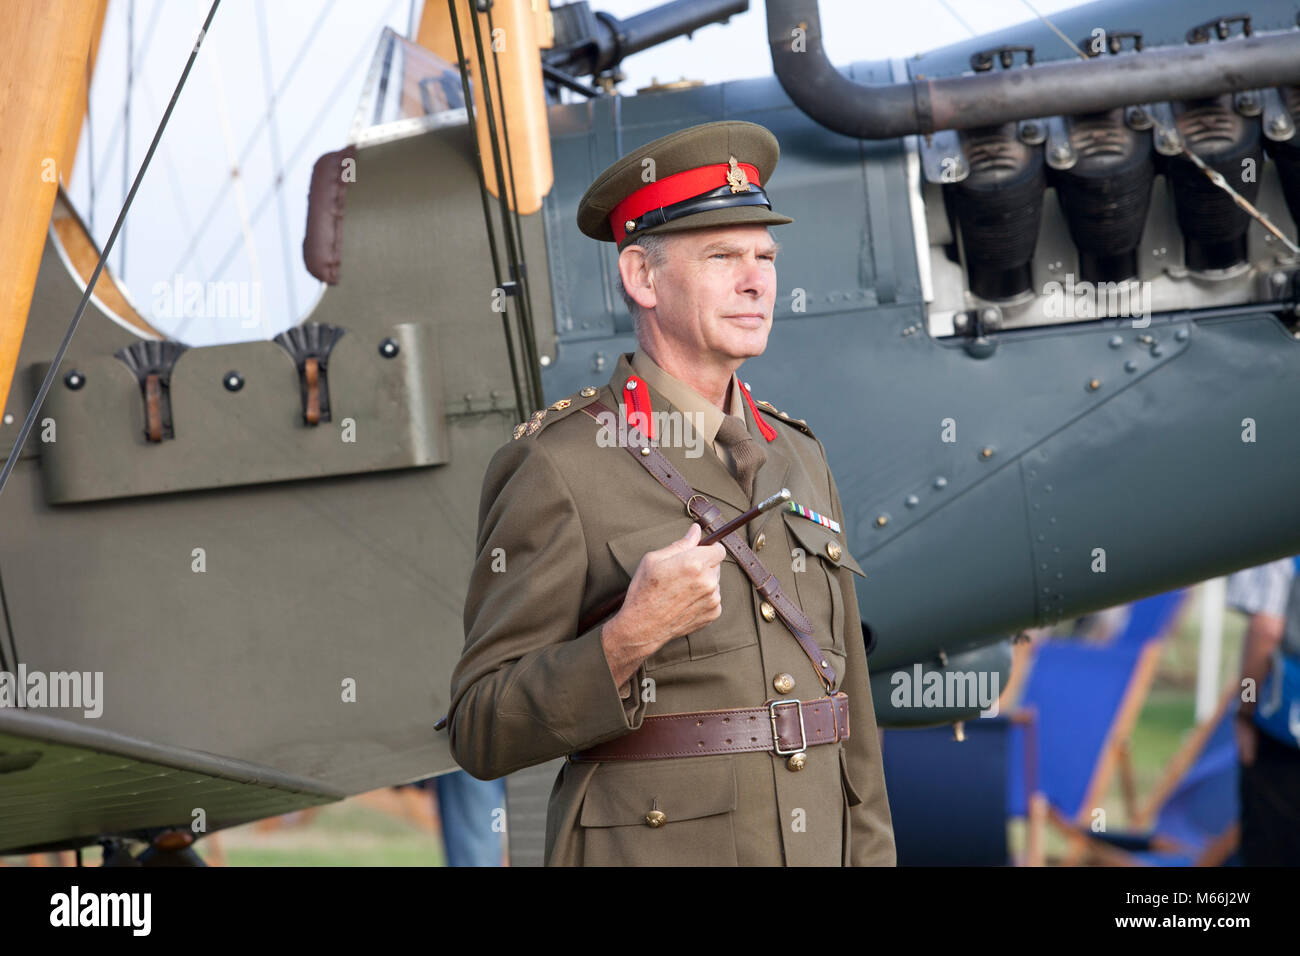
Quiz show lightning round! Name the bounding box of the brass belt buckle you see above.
[769,699,807,755]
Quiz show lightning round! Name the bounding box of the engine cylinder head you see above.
[946,123,1046,301]
[1051,108,1155,283]
[1165,94,1264,272]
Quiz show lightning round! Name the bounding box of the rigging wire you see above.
[84,38,97,236]
[256,0,300,322]
[179,5,266,342]
[139,79,208,279]
[0,558,15,679]
[169,0,339,278]
[1179,146,1300,255]
[464,0,543,413]
[482,0,543,410]
[90,0,163,204]
[1017,0,1088,60]
[121,0,134,279]
[199,0,402,284]
[447,0,527,427]
[0,0,224,499]
[934,0,977,37]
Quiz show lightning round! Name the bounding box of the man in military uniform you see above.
[445,120,895,866]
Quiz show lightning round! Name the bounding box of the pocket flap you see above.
[579,757,737,827]
[782,512,866,577]
[607,518,733,578]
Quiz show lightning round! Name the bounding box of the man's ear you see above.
[618,244,658,312]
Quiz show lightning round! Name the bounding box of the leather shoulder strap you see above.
[580,400,835,690]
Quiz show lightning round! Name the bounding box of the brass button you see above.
[754,531,766,551]
[760,601,777,622]
[786,751,807,772]
[773,673,795,694]
[644,809,666,828]
[826,541,842,561]
[580,386,597,397]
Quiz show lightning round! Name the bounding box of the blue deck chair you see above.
[1007,589,1188,839]
[1074,684,1241,866]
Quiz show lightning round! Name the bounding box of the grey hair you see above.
[618,232,674,338]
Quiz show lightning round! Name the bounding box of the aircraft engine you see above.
[1052,107,1155,284]
[944,123,1047,301]
[1167,93,1265,272]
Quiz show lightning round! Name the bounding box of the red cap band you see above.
[610,162,762,244]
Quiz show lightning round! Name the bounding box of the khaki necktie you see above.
[715,413,766,502]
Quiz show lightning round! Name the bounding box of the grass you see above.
[206,796,447,867]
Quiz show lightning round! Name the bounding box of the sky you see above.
[66,0,1079,346]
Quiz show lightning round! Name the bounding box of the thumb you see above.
[665,521,702,551]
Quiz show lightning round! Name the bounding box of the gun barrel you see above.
[618,0,750,60]
[546,0,749,78]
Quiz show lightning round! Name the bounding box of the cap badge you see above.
[726,155,750,194]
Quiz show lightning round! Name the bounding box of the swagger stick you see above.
[700,488,792,545]
[576,488,793,635]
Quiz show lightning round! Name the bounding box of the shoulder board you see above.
[511,385,604,440]
[753,398,816,438]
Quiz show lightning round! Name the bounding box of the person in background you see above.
[404,771,507,866]
[1225,556,1300,866]
[433,771,507,866]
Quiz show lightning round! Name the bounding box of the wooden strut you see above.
[0,1,104,414]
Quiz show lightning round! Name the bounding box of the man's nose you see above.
[737,256,770,297]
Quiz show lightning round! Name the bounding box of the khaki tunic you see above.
[447,352,895,866]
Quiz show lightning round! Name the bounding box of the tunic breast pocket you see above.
[781,512,866,656]
[606,519,755,670]
[578,756,739,866]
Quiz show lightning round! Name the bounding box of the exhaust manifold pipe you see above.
[765,0,1300,140]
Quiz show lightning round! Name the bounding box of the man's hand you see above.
[600,522,727,689]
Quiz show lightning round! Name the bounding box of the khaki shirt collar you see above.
[629,348,748,451]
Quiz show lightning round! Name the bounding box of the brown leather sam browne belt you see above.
[569,693,850,761]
